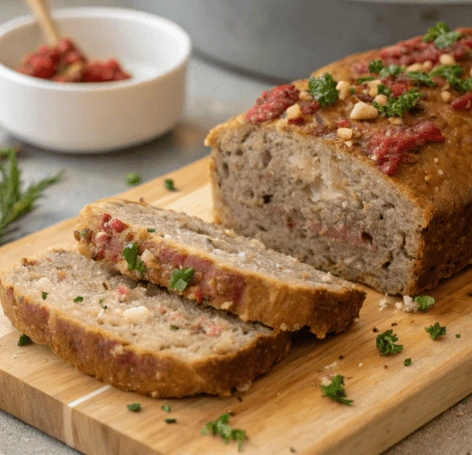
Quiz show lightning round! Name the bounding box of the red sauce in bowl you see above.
[17,37,131,83]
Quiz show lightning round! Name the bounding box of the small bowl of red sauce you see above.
[0,7,191,153]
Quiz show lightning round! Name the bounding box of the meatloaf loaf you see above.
[206,23,472,295]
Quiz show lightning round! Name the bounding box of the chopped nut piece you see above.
[439,53,455,65]
[373,94,388,106]
[285,103,302,120]
[388,117,403,125]
[441,90,452,103]
[337,127,353,140]
[422,60,433,71]
[367,79,382,97]
[298,90,313,101]
[350,101,379,120]
[345,140,353,148]
[336,80,351,100]
[424,175,432,182]
[406,63,423,72]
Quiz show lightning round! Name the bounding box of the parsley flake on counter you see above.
[164,178,176,191]
[169,267,195,292]
[126,172,141,186]
[321,374,353,406]
[414,295,435,311]
[404,358,412,367]
[127,403,141,412]
[41,291,48,300]
[456,333,461,338]
[308,73,339,107]
[170,325,179,331]
[373,88,422,117]
[99,299,108,310]
[18,334,32,346]
[406,71,437,87]
[165,418,177,424]
[161,404,171,413]
[147,228,156,233]
[0,148,62,245]
[425,322,446,340]
[376,329,404,355]
[74,296,83,303]
[368,59,384,74]
[202,413,247,452]
[424,22,462,49]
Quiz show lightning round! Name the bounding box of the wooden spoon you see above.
[24,0,60,45]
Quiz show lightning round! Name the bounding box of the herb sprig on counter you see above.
[376,329,404,355]
[18,334,33,346]
[321,374,353,406]
[414,295,435,311]
[424,22,462,49]
[202,413,247,452]
[0,148,62,245]
[425,322,446,340]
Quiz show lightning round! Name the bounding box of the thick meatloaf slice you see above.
[206,27,472,296]
[0,249,290,398]
[75,199,365,338]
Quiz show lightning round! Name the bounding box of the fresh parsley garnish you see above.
[125,172,141,186]
[368,59,384,74]
[74,296,83,303]
[127,403,141,412]
[136,261,147,275]
[414,295,435,311]
[377,84,391,96]
[99,299,108,310]
[164,178,176,191]
[406,71,437,87]
[308,73,339,107]
[424,22,462,49]
[430,64,472,92]
[165,418,177,424]
[41,291,48,300]
[376,329,404,355]
[357,76,376,83]
[202,413,247,452]
[404,358,412,367]
[321,374,353,406]
[161,404,171,413]
[373,88,422,117]
[379,64,404,79]
[425,322,446,340]
[169,267,195,292]
[147,228,156,233]
[170,325,179,331]
[456,334,461,338]
[18,334,32,346]
[0,148,62,244]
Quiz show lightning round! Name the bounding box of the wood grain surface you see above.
[0,157,471,455]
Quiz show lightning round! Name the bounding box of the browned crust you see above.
[205,30,472,296]
[0,277,291,398]
[75,199,365,337]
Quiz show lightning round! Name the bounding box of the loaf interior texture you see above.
[206,28,472,296]
[0,249,290,398]
[75,199,366,337]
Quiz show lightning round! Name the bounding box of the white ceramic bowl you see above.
[0,7,191,153]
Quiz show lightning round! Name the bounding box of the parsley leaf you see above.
[308,73,339,107]
[414,295,435,311]
[126,172,141,186]
[404,358,412,366]
[456,333,461,338]
[136,261,147,275]
[368,59,384,74]
[376,329,404,355]
[406,71,437,87]
[165,418,177,424]
[170,325,179,331]
[18,334,32,346]
[357,76,376,84]
[373,88,423,117]
[377,84,391,96]
[321,374,353,406]
[202,413,247,452]
[424,22,462,49]
[123,242,147,275]
[127,403,141,412]
[147,228,156,233]
[164,179,176,191]
[161,404,171,413]
[41,291,48,300]
[169,267,195,292]
[74,296,83,303]
[379,64,404,79]
[430,64,472,92]
[425,322,446,340]
[99,299,108,310]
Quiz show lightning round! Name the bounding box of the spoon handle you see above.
[24,0,60,45]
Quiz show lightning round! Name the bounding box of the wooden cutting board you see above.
[0,157,471,455]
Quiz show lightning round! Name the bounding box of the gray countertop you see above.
[0,1,470,454]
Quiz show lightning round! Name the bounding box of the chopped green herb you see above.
[123,242,138,271]
[377,84,391,96]
[379,64,404,79]
[74,296,83,303]
[404,358,412,367]
[456,333,461,338]
[205,238,213,244]
[126,172,141,186]
[164,178,176,191]
[357,76,376,83]
[41,291,48,300]
[169,267,195,292]
[0,148,62,245]
[147,228,156,233]
[127,403,141,412]
[18,334,32,346]
[425,322,446,340]
[202,413,247,452]
[376,329,404,355]
[321,374,353,406]
[373,88,423,117]
[165,418,177,424]
[136,261,147,275]
[406,71,437,87]
[170,325,179,331]
[99,299,108,310]
[368,59,384,74]
[79,229,89,237]
[424,22,462,49]
[161,404,171,413]
[308,73,339,107]
[414,295,435,311]
[350,87,355,94]
[429,64,472,92]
